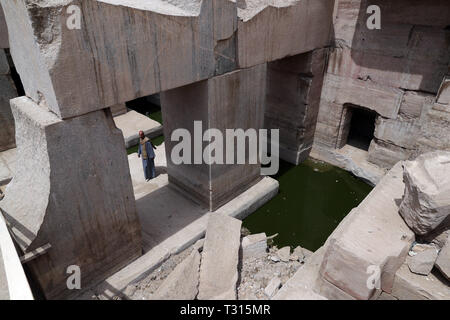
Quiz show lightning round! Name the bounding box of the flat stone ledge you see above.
[113,111,163,148]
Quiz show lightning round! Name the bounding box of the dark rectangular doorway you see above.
[346,107,376,151]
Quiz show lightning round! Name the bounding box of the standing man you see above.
[138,130,157,181]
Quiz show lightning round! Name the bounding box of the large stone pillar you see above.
[265,49,327,164]
[0,49,16,152]
[0,97,142,299]
[161,64,266,211]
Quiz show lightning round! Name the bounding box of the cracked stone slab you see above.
[198,214,242,300]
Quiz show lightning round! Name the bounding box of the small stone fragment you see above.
[264,277,282,298]
[407,244,438,276]
[276,247,291,262]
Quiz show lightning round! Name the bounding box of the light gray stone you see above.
[407,244,438,276]
[0,0,232,118]
[264,277,281,298]
[399,151,450,235]
[320,74,403,119]
[265,49,327,165]
[273,246,327,300]
[0,5,7,49]
[113,110,163,148]
[276,246,291,263]
[151,250,201,300]
[436,76,450,105]
[241,233,267,259]
[198,214,242,300]
[292,246,306,262]
[435,236,450,280]
[0,97,142,299]
[318,163,415,300]
[237,0,334,68]
[367,139,412,169]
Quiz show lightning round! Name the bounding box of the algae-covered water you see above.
[243,159,373,251]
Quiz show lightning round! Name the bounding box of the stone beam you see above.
[237,0,334,68]
[0,0,237,119]
[0,97,142,299]
[161,64,266,211]
[1,0,334,120]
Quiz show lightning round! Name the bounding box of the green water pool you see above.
[243,158,373,251]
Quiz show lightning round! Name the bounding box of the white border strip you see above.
[0,214,33,300]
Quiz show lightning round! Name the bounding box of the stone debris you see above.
[270,255,280,263]
[292,246,306,262]
[435,236,450,281]
[264,277,282,298]
[399,151,450,236]
[407,244,438,276]
[241,233,267,259]
[276,246,291,262]
[238,246,305,300]
[198,214,242,300]
[150,250,201,300]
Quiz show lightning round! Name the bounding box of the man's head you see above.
[139,130,145,139]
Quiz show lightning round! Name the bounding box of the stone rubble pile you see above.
[130,214,312,300]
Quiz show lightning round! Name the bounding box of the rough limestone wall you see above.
[314,0,450,170]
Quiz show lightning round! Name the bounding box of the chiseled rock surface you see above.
[437,77,450,105]
[317,163,415,300]
[399,151,450,236]
[276,247,291,263]
[0,0,226,118]
[391,263,450,300]
[407,244,438,276]
[150,250,201,300]
[198,214,242,300]
[237,0,334,68]
[435,236,450,281]
[113,110,163,148]
[0,97,142,299]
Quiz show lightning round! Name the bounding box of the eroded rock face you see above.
[399,151,450,236]
[0,97,142,299]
